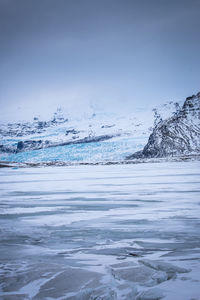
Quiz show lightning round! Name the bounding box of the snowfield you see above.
[0,161,200,299]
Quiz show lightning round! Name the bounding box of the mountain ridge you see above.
[127,92,200,159]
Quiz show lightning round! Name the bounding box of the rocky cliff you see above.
[127,92,200,159]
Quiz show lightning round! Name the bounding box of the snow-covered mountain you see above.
[127,92,200,159]
[0,109,150,153]
[0,99,189,162]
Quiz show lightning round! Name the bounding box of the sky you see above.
[0,0,200,121]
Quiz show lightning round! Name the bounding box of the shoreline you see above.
[0,154,200,168]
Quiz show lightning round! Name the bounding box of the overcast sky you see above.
[0,0,200,120]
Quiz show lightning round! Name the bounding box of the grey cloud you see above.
[0,0,200,120]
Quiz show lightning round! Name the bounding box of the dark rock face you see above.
[17,140,45,151]
[101,124,115,128]
[65,129,80,135]
[127,92,200,159]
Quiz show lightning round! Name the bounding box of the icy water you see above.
[0,161,200,300]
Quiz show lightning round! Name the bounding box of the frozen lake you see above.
[0,161,200,299]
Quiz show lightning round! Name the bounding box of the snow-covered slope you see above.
[127,92,200,159]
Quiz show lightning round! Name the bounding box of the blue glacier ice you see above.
[0,137,146,163]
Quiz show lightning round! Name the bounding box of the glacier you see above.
[0,137,146,163]
[0,101,182,164]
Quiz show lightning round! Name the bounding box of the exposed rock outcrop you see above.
[127,92,200,159]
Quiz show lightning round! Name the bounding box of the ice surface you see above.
[0,136,147,163]
[0,161,200,299]
[136,288,165,300]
